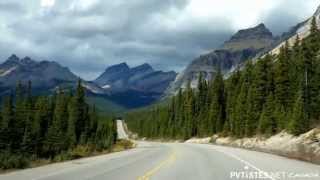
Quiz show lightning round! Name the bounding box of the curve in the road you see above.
[1,142,320,180]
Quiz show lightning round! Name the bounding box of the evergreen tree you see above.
[209,69,225,133]
[0,96,14,151]
[33,97,50,156]
[22,81,34,154]
[289,93,309,135]
[53,91,69,148]
[275,43,291,108]
[258,94,276,135]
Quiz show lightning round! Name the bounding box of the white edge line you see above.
[214,148,277,180]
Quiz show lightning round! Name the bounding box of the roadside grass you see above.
[111,139,135,152]
[0,139,135,174]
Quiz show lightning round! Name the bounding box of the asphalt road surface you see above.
[1,121,320,180]
[117,120,129,140]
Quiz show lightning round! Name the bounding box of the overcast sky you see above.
[0,0,319,80]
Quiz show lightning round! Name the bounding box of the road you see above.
[1,121,320,180]
[117,120,129,140]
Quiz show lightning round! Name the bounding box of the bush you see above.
[112,140,134,152]
[52,152,71,162]
[0,153,30,169]
[68,146,91,159]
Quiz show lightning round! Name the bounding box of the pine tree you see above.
[213,69,225,133]
[53,91,69,148]
[67,98,77,148]
[22,81,34,154]
[33,97,50,156]
[45,112,65,157]
[258,94,276,135]
[275,43,291,108]
[289,93,309,135]
[309,16,320,55]
[74,79,87,142]
[14,82,25,151]
[0,96,14,151]
[88,105,98,143]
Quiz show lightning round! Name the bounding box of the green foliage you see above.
[289,93,308,135]
[126,19,320,139]
[0,80,117,169]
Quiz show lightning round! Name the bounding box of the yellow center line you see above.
[137,149,177,180]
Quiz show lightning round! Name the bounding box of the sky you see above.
[0,0,319,80]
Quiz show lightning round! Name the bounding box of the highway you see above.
[1,121,320,180]
[116,120,129,140]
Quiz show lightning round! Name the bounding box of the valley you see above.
[1,121,319,180]
[1,1,320,180]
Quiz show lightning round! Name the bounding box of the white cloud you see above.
[41,0,55,8]
[1,0,320,80]
[69,0,99,11]
[184,0,318,30]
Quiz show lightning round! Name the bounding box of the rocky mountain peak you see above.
[5,55,37,67]
[314,4,320,17]
[222,23,274,52]
[20,56,36,65]
[7,54,20,63]
[167,23,276,95]
[105,62,130,73]
[229,23,273,42]
[131,63,153,73]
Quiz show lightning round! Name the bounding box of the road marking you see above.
[137,149,177,180]
[213,148,277,180]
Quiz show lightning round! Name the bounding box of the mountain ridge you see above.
[94,62,177,94]
[166,23,276,94]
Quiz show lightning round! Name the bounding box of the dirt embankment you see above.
[186,129,320,164]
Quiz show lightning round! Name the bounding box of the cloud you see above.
[259,0,320,35]
[0,0,319,80]
[41,0,55,8]
[0,2,26,14]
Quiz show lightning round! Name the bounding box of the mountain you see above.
[0,55,78,93]
[0,55,176,110]
[269,5,320,55]
[0,54,110,95]
[0,55,129,113]
[94,63,177,94]
[167,23,276,94]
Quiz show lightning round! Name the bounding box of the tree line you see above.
[126,17,320,140]
[0,80,117,169]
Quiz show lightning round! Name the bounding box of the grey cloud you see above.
[261,0,318,35]
[0,0,318,80]
[0,2,26,14]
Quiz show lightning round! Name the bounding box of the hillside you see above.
[167,23,276,94]
[126,16,320,140]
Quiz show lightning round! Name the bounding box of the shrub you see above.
[0,153,30,169]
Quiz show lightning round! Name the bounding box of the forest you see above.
[126,17,320,140]
[0,80,117,169]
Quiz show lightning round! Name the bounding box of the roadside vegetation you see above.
[0,80,117,170]
[126,17,320,140]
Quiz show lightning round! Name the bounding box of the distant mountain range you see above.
[0,54,77,94]
[3,4,320,110]
[94,62,176,94]
[0,55,177,110]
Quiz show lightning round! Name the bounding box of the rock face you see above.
[167,24,276,93]
[223,23,274,51]
[270,4,320,55]
[0,54,109,95]
[0,54,78,92]
[0,55,176,108]
[94,63,177,94]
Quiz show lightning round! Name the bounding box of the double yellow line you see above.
[137,149,177,180]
